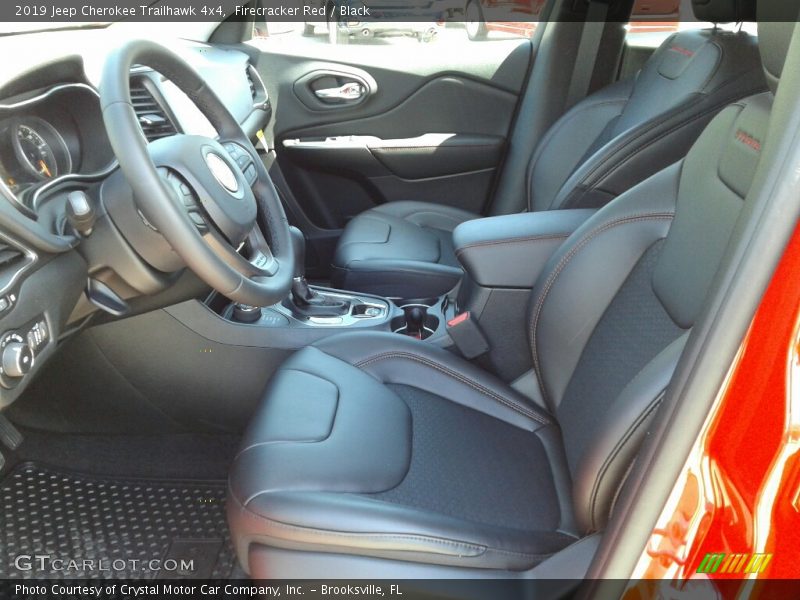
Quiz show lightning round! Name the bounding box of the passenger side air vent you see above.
[129,77,178,141]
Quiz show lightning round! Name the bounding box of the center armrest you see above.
[453,210,596,288]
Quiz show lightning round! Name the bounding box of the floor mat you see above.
[10,430,240,480]
[0,463,237,579]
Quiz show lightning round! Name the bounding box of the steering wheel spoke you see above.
[245,225,279,277]
[199,221,278,282]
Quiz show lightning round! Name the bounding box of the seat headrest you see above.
[758,0,800,93]
[691,0,756,23]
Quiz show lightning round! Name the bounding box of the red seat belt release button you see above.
[447,312,471,327]
[446,312,489,359]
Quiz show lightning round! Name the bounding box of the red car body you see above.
[628,220,800,593]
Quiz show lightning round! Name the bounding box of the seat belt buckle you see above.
[446,312,489,359]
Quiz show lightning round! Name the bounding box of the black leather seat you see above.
[228,2,795,579]
[330,0,766,299]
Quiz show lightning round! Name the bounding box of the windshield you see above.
[0,19,218,41]
[0,22,110,35]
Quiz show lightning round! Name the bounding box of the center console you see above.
[222,288,392,329]
[201,227,457,348]
[172,211,603,378]
[195,210,597,366]
[451,209,596,380]
[213,290,454,342]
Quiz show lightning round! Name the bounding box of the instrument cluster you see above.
[0,116,74,194]
[0,83,115,209]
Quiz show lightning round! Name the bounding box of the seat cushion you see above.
[331,201,478,298]
[228,332,577,573]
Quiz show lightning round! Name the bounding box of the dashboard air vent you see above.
[245,65,268,110]
[129,78,177,142]
[246,66,257,100]
[0,242,24,270]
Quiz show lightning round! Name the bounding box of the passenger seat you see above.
[331,0,766,299]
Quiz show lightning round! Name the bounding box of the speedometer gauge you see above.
[16,124,57,179]
[11,117,71,182]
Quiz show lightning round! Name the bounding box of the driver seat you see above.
[227,7,795,577]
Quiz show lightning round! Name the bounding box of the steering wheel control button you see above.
[205,152,239,194]
[187,211,207,231]
[224,142,246,159]
[245,165,257,185]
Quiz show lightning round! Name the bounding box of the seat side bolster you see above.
[571,333,689,532]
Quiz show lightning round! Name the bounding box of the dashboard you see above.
[0,35,272,409]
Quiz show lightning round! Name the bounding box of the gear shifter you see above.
[288,227,350,317]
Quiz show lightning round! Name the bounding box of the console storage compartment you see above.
[453,210,596,289]
[452,210,596,380]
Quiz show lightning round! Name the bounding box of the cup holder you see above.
[392,304,440,340]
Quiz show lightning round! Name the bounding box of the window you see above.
[250,0,545,50]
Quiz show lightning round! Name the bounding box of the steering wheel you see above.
[99,39,294,306]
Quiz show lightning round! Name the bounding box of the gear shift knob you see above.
[286,227,349,316]
[289,226,306,279]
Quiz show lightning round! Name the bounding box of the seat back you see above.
[492,0,764,216]
[527,1,796,532]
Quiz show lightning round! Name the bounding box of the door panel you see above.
[249,39,530,227]
[282,74,519,139]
